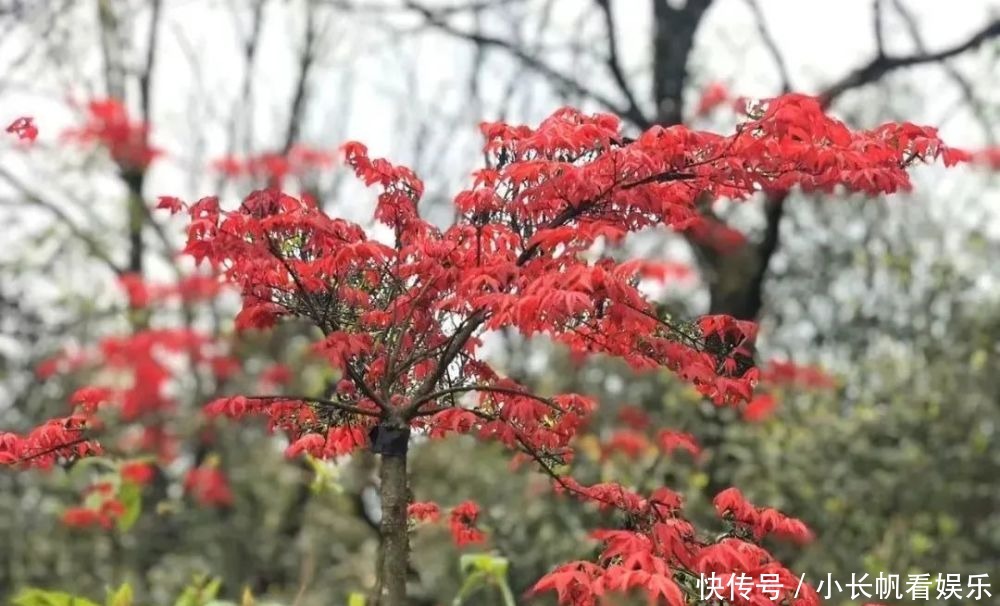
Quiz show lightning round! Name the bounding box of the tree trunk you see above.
[376,434,410,606]
[123,170,146,275]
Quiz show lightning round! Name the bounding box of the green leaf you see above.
[174,577,223,606]
[454,554,515,606]
[116,482,142,532]
[70,457,115,481]
[11,588,101,606]
[689,472,709,490]
[304,455,342,495]
[459,553,509,577]
[909,532,933,555]
[453,571,490,606]
[347,593,366,606]
[203,579,223,602]
[106,583,133,606]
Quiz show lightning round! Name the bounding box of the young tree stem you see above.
[376,431,410,606]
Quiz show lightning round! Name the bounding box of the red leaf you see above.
[6,116,37,142]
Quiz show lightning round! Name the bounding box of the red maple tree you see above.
[1,94,965,605]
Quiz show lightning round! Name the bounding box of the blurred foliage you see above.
[12,578,282,606]
[4,302,998,606]
[2,190,999,605]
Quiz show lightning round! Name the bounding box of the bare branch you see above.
[15,436,91,465]
[593,0,648,126]
[743,0,792,93]
[710,14,1000,323]
[215,0,266,197]
[873,0,886,58]
[402,0,647,127]
[244,395,381,418]
[821,18,1000,105]
[0,165,123,275]
[139,0,162,125]
[409,383,561,414]
[889,0,995,143]
[283,0,322,153]
[321,0,522,16]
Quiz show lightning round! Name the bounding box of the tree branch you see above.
[821,17,999,105]
[139,0,162,126]
[244,395,380,418]
[402,0,648,127]
[889,0,995,143]
[703,14,999,321]
[410,383,561,413]
[651,0,714,125]
[743,0,791,93]
[0,165,124,275]
[593,0,649,127]
[283,0,321,153]
[873,0,886,58]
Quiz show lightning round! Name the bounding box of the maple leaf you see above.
[696,81,730,117]
[656,429,701,458]
[743,393,778,422]
[533,562,602,606]
[155,195,185,214]
[407,501,441,522]
[6,116,38,142]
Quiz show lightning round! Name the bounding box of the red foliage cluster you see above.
[118,272,223,309]
[406,501,441,522]
[924,145,1000,170]
[4,322,232,470]
[6,116,38,142]
[972,147,1000,169]
[205,396,319,434]
[742,393,778,422]
[406,499,486,546]
[60,481,131,530]
[714,487,814,544]
[184,462,234,507]
[284,425,368,459]
[535,479,819,605]
[64,99,160,170]
[616,405,651,430]
[213,145,334,187]
[448,500,487,546]
[761,359,836,389]
[739,359,838,422]
[62,494,126,530]
[120,461,155,485]
[599,429,649,460]
[88,328,227,421]
[688,216,749,255]
[599,427,701,461]
[0,415,101,467]
[259,363,293,388]
[695,82,731,117]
